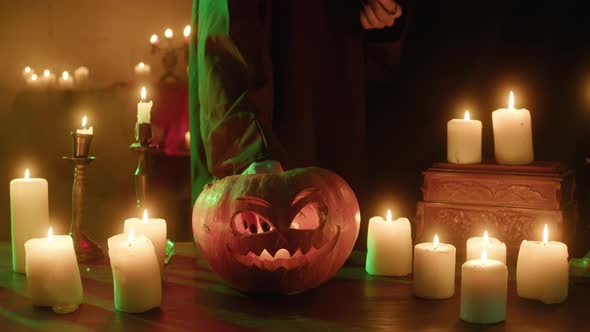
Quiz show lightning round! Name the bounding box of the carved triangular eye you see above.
[233,211,274,235]
[290,202,325,230]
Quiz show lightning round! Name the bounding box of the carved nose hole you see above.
[234,211,274,235]
[290,202,326,230]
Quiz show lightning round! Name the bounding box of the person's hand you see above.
[360,0,403,30]
[241,160,283,175]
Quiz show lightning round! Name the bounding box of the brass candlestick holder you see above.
[131,123,157,208]
[63,132,104,263]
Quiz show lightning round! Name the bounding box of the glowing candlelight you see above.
[150,34,159,45]
[508,91,515,110]
[466,230,506,263]
[386,209,392,223]
[143,209,148,224]
[48,227,53,244]
[464,110,470,120]
[43,69,50,78]
[483,230,489,244]
[123,211,167,272]
[542,224,548,246]
[183,25,191,37]
[24,66,31,73]
[141,86,147,101]
[414,233,456,299]
[433,234,440,250]
[164,28,173,39]
[31,74,38,81]
[128,228,134,247]
[76,115,93,135]
[24,168,30,181]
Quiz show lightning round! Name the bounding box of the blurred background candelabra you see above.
[149,25,191,83]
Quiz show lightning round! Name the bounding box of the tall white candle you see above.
[58,71,74,89]
[25,228,83,314]
[413,234,456,299]
[76,115,94,135]
[466,231,506,264]
[137,86,153,124]
[10,169,50,273]
[516,224,568,304]
[124,209,167,272]
[460,248,507,324]
[366,210,412,276]
[447,110,482,164]
[108,229,161,313]
[492,91,534,165]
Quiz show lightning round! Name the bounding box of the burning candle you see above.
[149,34,159,45]
[134,62,151,77]
[124,209,167,272]
[492,91,534,165]
[22,66,34,81]
[413,234,456,299]
[366,210,412,276]
[58,71,74,89]
[108,228,162,313]
[183,25,191,43]
[76,115,94,135]
[25,227,83,313]
[27,73,41,87]
[10,169,50,273]
[466,231,506,264]
[447,110,482,164]
[460,247,507,324]
[164,28,173,39]
[137,86,153,124]
[516,224,568,304]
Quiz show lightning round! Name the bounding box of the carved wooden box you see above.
[415,162,577,264]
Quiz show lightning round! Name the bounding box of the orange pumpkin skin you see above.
[192,167,360,294]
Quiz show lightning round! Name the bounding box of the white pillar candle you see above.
[10,169,50,273]
[108,229,161,313]
[366,210,412,276]
[460,248,507,324]
[25,228,83,313]
[58,71,74,89]
[124,209,167,272]
[466,231,506,264]
[492,91,534,165]
[76,115,94,135]
[447,110,482,164]
[413,234,456,299]
[516,224,568,304]
[137,86,153,124]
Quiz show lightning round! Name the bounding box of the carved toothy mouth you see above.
[229,227,341,272]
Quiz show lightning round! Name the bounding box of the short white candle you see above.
[134,62,151,76]
[108,228,161,313]
[124,209,167,272]
[74,66,89,88]
[137,86,153,124]
[516,224,568,304]
[460,248,507,324]
[10,169,50,273]
[76,115,94,135]
[58,71,74,89]
[366,210,412,276]
[25,228,83,314]
[466,231,506,264]
[447,110,482,164]
[492,91,534,165]
[413,234,456,299]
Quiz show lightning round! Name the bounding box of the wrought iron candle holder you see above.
[63,132,104,263]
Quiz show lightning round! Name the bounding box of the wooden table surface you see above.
[1,242,588,332]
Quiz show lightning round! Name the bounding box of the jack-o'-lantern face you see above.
[193,167,360,294]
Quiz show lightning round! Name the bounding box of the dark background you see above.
[1,0,590,257]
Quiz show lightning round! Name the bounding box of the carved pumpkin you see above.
[192,167,360,294]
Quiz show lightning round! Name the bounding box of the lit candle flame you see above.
[164,28,173,39]
[150,34,158,44]
[183,25,191,37]
[43,69,50,78]
[25,66,31,73]
[433,234,439,250]
[481,246,488,264]
[128,227,135,247]
[143,209,148,224]
[62,71,69,80]
[24,169,30,180]
[48,227,53,243]
[542,224,548,246]
[138,62,145,69]
[483,230,489,244]
[464,110,470,120]
[82,115,88,128]
[508,91,515,110]
[140,86,147,101]
[386,209,392,223]
[31,74,38,81]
